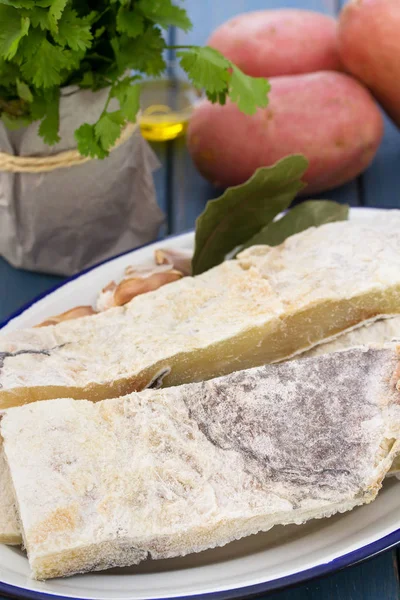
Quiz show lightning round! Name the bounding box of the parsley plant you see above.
[0,0,270,158]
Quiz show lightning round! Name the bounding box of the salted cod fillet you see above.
[1,345,400,580]
[2,288,400,548]
[1,216,400,547]
[0,443,20,544]
[2,317,400,547]
[302,316,400,476]
[2,317,395,545]
[1,220,400,411]
[302,316,400,358]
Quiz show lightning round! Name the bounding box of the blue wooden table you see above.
[1,0,400,598]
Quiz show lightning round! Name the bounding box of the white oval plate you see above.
[1,207,399,600]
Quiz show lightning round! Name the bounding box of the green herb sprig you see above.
[192,155,349,275]
[0,0,270,158]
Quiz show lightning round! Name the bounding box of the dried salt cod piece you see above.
[1,220,400,409]
[0,442,19,545]
[301,316,400,359]
[3,317,400,549]
[301,316,400,478]
[2,317,399,547]
[1,345,400,580]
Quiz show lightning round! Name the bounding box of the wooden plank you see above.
[396,546,400,588]
[359,113,400,209]
[0,258,62,324]
[149,142,169,236]
[169,136,218,233]
[266,551,400,600]
[170,0,360,233]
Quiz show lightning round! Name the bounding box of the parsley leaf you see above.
[38,88,60,144]
[116,7,144,38]
[16,77,32,102]
[0,1,271,158]
[75,107,125,159]
[0,6,29,59]
[121,85,140,120]
[29,8,51,30]
[178,47,230,94]
[30,92,47,120]
[229,65,270,115]
[53,8,93,52]
[0,59,19,87]
[21,35,70,88]
[1,113,31,129]
[178,47,270,115]
[79,71,95,88]
[113,27,166,75]
[75,123,108,159]
[95,110,125,150]
[17,25,42,59]
[112,77,140,121]
[0,0,35,8]
[48,0,67,30]
[137,0,192,31]
[206,90,228,105]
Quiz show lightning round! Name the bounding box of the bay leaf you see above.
[240,200,349,251]
[191,154,308,275]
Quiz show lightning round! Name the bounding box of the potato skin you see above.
[338,0,400,127]
[208,9,342,78]
[187,72,383,194]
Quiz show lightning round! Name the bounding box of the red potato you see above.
[208,9,342,78]
[338,0,400,127]
[187,72,383,194]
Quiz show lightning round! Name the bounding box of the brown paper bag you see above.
[0,85,164,276]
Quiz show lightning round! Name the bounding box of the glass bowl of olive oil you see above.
[138,79,201,142]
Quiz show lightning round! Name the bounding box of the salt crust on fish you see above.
[1,220,400,409]
[0,315,398,546]
[1,314,396,547]
[2,345,400,579]
[1,215,400,546]
[0,441,19,545]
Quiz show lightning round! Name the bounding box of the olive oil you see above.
[138,79,199,142]
[139,105,189,141]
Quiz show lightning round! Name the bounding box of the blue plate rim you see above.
[1,528,400,600]
[1,208,399,599]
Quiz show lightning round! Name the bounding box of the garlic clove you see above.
[102,281,117,293]
[124,263,173,278]
[36,306,96,327]
[154,248,193,276]
[114,270,183,306]
[96,281,118,312]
